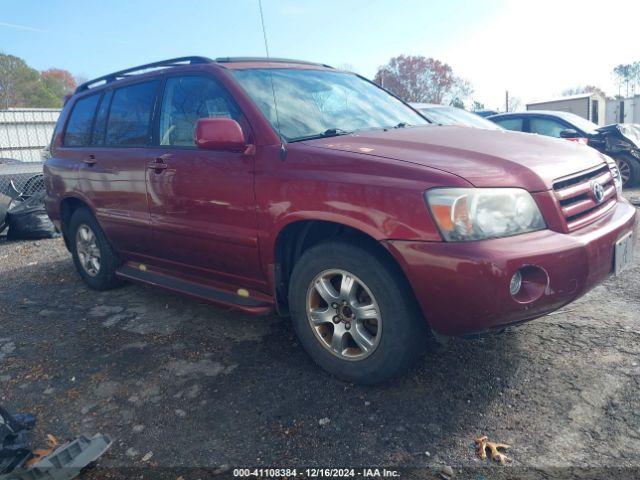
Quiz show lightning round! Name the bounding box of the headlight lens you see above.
[603,156,623,196]
[425,188,546,241]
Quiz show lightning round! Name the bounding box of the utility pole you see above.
[505,90,509,112]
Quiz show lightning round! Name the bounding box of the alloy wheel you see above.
[616,157,631,186]
[306,269,382,361]
[76,224,101,277]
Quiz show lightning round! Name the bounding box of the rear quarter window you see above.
[105,80,159,146]
[64,94,101,146]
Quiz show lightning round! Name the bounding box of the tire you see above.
[288,240,427,384]
[614,154,640,188]
[68,207,123,290]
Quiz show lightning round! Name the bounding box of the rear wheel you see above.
[614,154,640,188]
[289,240,426,384]
[69,208,122,290]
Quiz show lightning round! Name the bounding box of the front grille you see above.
[553,164,617,232]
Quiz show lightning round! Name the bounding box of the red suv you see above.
[44,57,637,383]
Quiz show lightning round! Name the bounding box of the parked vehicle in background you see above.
[411,103,502,130]
[475,109,499,118]
[44,57,637,383]
[489,111,640,187]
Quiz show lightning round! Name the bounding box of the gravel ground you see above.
[0,191,639,479]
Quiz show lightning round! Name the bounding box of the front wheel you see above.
[289,240,427,384]
[614,154,640,188]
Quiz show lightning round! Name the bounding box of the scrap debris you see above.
[475,435,510,464]
[0,404,112,480]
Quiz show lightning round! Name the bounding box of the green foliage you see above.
[0,52,75,108]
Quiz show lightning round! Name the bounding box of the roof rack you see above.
[75,56,214,93]
[214,57,333,69]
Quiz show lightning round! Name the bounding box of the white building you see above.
[0,108,61,162]
[606,95,640,124]
[526,93,607,126]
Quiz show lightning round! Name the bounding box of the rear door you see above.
[144,73,263,288]
[76,79,160,255]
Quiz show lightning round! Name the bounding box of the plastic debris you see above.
[6,191,59,240]
[475,435,510,464]
[0,405,112,480]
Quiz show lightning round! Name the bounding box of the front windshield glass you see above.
[420,106,501,130]
[232,68,428,141]
[555,112,599,134]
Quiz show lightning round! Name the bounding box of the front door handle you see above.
[83,154,97,166]
[147,157,168,172]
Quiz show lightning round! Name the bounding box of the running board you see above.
[117,263,272,312]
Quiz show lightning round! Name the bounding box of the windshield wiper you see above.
[393,122,411,129]
[290,128,352,142]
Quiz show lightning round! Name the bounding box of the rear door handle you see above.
[83,154,97,166]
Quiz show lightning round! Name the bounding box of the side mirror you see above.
[195,118,246,152]
[559,128,579,139]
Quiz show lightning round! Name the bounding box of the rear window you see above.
[64,94,100,146]
[105,80,159,146]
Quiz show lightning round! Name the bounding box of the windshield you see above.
[418,105,502,130]
[554,112,600,134]
[232,68,428,142]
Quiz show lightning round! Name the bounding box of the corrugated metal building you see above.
[606,95,640,124]
[0,108,61,162]
[526,93,607,126]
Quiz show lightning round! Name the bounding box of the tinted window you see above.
[529,118,567,137]
[494,117,524,132]
[91,90,113,145]
[105,80,159,146]
[159,76,243,146]
[64,94,100,146]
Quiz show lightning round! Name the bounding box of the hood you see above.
[302,125,605,191]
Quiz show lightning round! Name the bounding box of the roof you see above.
[527,92,599,106]
[76,56,333,93]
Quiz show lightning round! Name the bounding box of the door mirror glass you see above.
[195,118,246,152]
[559,128,580,139]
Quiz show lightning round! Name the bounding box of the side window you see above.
[159,76,243,146]
[91,90,113,145]
[105,80,159,146]
[494,117,523,132]
[529,118,567,138]
[64,94,100,146]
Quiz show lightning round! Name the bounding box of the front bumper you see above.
[385,200,638,336]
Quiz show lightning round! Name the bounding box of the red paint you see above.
[195,118,247,152]
[44,59,638,336]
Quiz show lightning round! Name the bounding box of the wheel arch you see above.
[59,195,94,250]
[271,218,418,317]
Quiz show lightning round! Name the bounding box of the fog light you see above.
[509,270,522,296]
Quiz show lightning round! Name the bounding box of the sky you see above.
[1,0,639,110]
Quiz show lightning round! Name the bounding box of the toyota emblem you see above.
[591,181,605,203]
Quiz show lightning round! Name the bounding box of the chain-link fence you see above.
[0,108,60,163]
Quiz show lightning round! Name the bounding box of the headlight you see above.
[425,188,546,241]
[603,156,623,196]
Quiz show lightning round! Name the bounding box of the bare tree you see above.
[373,55,470,104]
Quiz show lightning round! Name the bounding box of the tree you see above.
[472,100,485,111]
[0,53,73,108]
[373,55,470,105]
[562,85,607,99]
[506,95,522,112]
[614,64,633,97]
[42,68,76,98]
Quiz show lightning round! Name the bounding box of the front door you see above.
[144,74,263,290]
